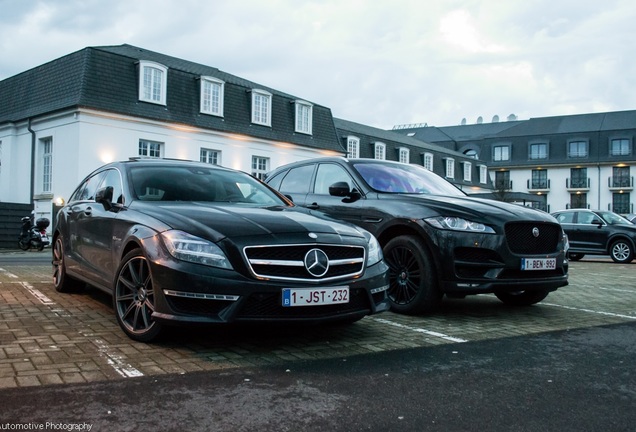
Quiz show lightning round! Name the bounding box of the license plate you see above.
[521,258,556,270]
[282,287,349,307]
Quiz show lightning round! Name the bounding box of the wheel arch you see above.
[605,235,635,254]
[376,223,441,270]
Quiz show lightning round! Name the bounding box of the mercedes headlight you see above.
[162,230,233,269]
[358,228,383,266]
[425,216,495,233]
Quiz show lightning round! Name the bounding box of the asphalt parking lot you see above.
[1,251,634,390]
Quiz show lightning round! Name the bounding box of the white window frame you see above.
[463,161,472,182]
[374,142,386,160]
[398,147,410,164]
[41,137,53,193]
[251,156,270,180]
[139,139,163,158]
[479,165,488,184]
[423,153,433,171]
[138,61,167,105]
[445,158,455,179]
[251,89,272,126]
[200,148,221,165]
[493,145,510,161]
[294,100,313,135]
[200,76,224,116]
[347,136,360,158]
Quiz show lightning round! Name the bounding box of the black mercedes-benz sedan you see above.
[52,159,389,341]
[266,158,569,314]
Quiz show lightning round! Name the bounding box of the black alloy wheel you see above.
[114,249,162,342]
[52,236,84,292]
[383,235,441,314]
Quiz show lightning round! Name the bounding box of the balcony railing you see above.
[566,203,591,209]
[566,177,590,191]
[608,176,634,191]
[609,203,633,214]
[494,180,512,191]
[527,178,550,192]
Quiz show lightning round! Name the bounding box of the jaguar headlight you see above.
[425,216,495,234]
[358,228,383,266]
[162,230,233,269]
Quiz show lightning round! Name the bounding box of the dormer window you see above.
[398,147,410,164]
[251,89,272,126]
[200,77,224,116]
[374,142,386,160]
[347,136,360,158]
[138,61,167,105]
[423,153,433,171]
[295,100,313,135]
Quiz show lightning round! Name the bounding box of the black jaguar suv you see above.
[52,159,389,341]
[266,157,569,314]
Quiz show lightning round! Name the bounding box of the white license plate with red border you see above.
[282,287,349,307]
[521,258,556,270]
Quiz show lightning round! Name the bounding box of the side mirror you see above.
[591,219,603,227]
[329,181,351,197]
[95,186,114,210]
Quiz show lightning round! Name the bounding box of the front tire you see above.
[114,249,163,342]
[495,289,550,306]
[609,240,633,264]
[568,252,585,261]
[52,237,85,292]
[383,235,441,314]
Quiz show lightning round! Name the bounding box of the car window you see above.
[577,212,602,225]
[74,172,106,202]
[353,162,464,196]
[279,165,314,194]
[98,169,124,205]
[598,211,632,225]
[314,164,354,194]
[130,165,285,205]
[555,212,575,224]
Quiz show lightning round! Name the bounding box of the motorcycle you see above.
[18,215,50,251]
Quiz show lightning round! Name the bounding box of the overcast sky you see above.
[1,0,635,129]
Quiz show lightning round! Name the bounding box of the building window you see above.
[423,153,433,171]
[200,148,221,165]
[493,145,510,161]
[139,139,163,158]
[568,141,587,158]
[445,158,455,179]
[41,137,53,193]
[347,136,360,158]
[610,139,630,156]
[138,61,167,105]
[479,165,488,184]
[295,100,313,134]
[613,193,630,214]
[374,142,386,160]
[251,156,269,180]
[570,168,588,188]
[251,90,272,126]
[200,77,224,116]
[612,166,631,188]
[398,148,410,164]
[464,149,478,159]
[570,193,587,209]
[529,143,548,160]
[463,162,472,182]
[495,171,510,190]
[531,169,548,189]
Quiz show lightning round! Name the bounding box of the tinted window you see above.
[279,165,314,193]
[73,172,106,202]
[98,169,124,204]
[555,212,575,224]
[353,162,464,196]
[314,164,354,194]
[577,212,602,225]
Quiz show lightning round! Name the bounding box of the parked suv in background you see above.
[266,158,569,313]
[551,209,636,263]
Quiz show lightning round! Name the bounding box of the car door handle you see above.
[306,203,320,210]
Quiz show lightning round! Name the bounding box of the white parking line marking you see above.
[17,281,55,305]
[597,287,635,293]
[0,268,19,278]
[543,303,636,320]
[84,334,144,378]
[370,317,468,343]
